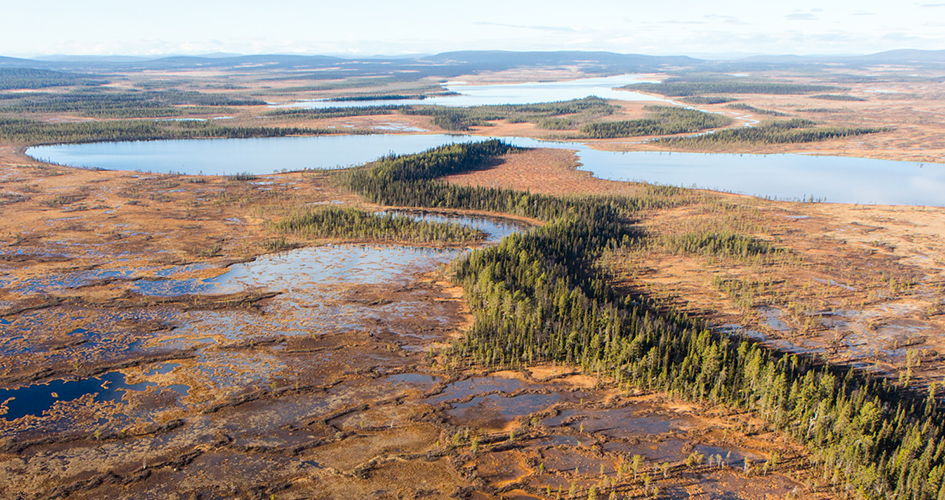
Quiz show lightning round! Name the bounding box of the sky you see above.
[2,0,942,58]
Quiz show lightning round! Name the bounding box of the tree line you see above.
[656,118,886,146]
[0,89,264,118]
[0,117,368,145]
[268,206,484,244]
[0,68,100,90]
[624,79,840,96]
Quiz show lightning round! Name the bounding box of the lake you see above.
[26,135,944,206]
[271,74,667,109]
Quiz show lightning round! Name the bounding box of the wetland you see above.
[3,52,945,500]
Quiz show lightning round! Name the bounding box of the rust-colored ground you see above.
[4,65,943,499]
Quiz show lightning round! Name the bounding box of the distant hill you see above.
[1,50,943,79]
[737,49,945,67]
[421,50,699,72]
[0,67,101,90]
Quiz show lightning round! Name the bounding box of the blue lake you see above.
[271,74,666,109]
[27,135,944,206]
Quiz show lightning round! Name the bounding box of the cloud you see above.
[703,14,747,25]
[919,2,945,6]
[472,22,576,33]
[883,32,919,41]
[785,12,817,21]
[853,11,875,15]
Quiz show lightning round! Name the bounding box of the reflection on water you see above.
[28,135,944,205]
[5,214,526,299]
[207,244,455,293]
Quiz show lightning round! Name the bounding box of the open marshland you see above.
[1,53,945,499]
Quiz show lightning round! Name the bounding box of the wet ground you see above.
[0,208,832,499]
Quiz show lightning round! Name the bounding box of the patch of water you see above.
[372,122,427,132]
[273,74,663,109]
[758,307,791,333]
[382,373,441,392]
[0,308,176,357]
[384,211,530,244]
[814,278,857,291]
[28,135,945,205]
[541,448,616,474]
[446,393,561,426]
[543,406,690,437]
[206,244,457,294]
[0,371,189,421]
[2,262,217,297]
[426,375,532,404]
[526,435,583,448]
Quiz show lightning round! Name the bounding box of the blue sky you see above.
[3,0,942,57]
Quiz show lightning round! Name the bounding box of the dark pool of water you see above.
[0,371,189,421]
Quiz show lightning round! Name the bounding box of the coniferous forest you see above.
[340,140,945,500]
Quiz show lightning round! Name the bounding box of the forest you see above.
[0,89,264,118]
[403,97,616,131]
[625,78,839,96]
[331,140,945,500]
[679,96,738,104]
[580,105,732,138]
[656,118,885,146]
[265,105,405,119]
[0,68,99,90]
[724,103,788,116]
[0,117,364,145]
[268,206,485,244]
